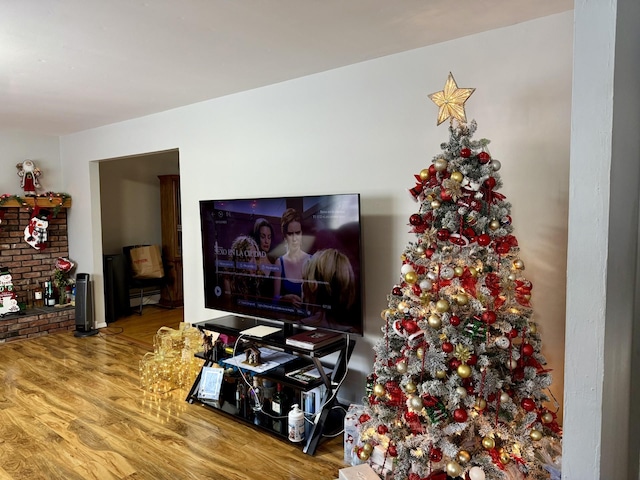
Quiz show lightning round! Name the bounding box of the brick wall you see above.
[0,206,75,342]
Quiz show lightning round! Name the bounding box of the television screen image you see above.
[200,193,364,336]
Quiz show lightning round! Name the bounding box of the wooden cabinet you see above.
[158,175,183,307]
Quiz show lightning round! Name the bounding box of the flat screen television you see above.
[200,193,364,336]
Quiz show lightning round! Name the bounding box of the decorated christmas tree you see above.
[358,74,562,480]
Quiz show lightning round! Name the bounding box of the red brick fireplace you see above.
[0,197,75,342]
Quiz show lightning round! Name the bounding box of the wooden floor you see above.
[0,305,346,480]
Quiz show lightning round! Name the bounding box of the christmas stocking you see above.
[24,207,50,250]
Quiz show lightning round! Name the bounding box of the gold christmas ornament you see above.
[431,200,441,210]
[474,398,487,411]
[363,443,374,454]
[428,72,476,126]
[457,450,471,464]
[529,322,538,334]
[450,171,464,183]
[420,168,430,181]
[428,314,442,329]
[405,381,417,394]
[500,392,511,403]
[482,436,496,449]
[373,383,386,397]
[445,461,463,477]
[455,293,469,306]
[417,347,425,359]
[396,361,408,374]
[404,271,418,284]
[457,364,472,378]
[469,267,478,277]
[499,451,511,464]
[435,299,450,313]
[456,386,467,398]
[542,412,554,424]
[358,449,371,461]
[434,158,448,172]
[435,370,446,379]
[513,259,525,270]
[453,266,464,277]
[530,429,543,441]
[409,395,423,411]
[489,219,501,230]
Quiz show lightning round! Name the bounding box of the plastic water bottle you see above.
[287,404,305,443]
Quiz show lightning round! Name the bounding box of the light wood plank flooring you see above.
[0,306,346,479]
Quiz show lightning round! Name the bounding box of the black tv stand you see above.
[186,316,355,455]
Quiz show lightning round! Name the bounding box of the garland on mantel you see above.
[0,192,71,216]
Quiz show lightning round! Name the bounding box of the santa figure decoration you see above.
[24,207,50,250]
[0,267,19,316]
[16,160,42,196]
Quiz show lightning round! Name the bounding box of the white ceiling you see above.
[1,0,573,136]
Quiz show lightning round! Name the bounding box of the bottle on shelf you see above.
[271,383,290,417]
[271,383,291,435]
[44,281,56,306]
[33,285,44,307]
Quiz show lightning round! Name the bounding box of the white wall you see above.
[59,12,573,408]
[0,131,60,194]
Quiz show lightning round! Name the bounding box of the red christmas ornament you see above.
[483,177,496,189]
[478,151,491,163]
[437,229,451,241]
[496,242,511,254]
[429,164,437,176]
[521,398,536,411]
[453,408,468,422]
[508,328,519,338]
[426,248,436,258]
[522,344,534,357]
[429,447,443,462]
[460,148,471,158]
[402,319,419,334]
[392,286,402,296]
[377,424,389,435]
[442,342,454,353]
[449,315,461,326]
[412,284,422,296]
[440,190,452,202]
[449,359,462,370]
[481,311,497,324]
[467,354,478,366]
[462,227,477,242]
[477,233,491,246]
[410,214,423,226]
[359,413,371,424]
[387,445,398,457]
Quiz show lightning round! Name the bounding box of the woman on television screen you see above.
[300,248,357,332]
[251,217,277,298]
[223,235,261,300]
[273,208,311,308]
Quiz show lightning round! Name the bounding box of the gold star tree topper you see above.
[428,72,475,125]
